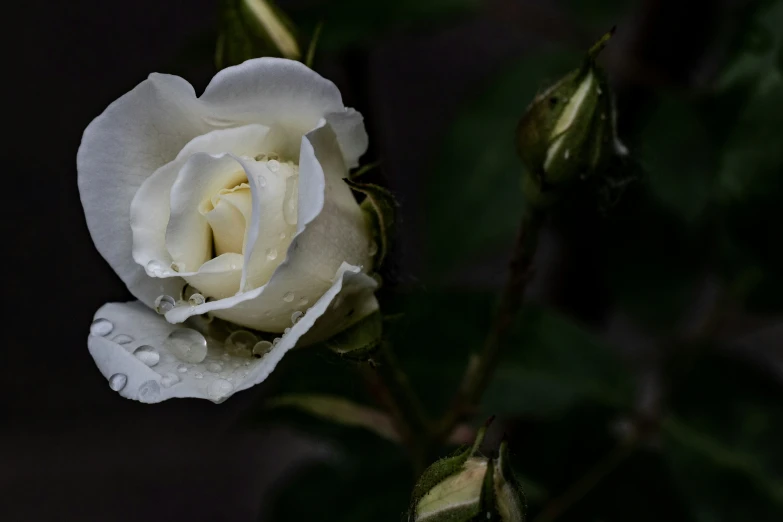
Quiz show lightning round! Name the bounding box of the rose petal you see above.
[130,125,271,278]
[165,124,372,332]
[166,153,249,270]
[204,185,252,256]
[87,264,376,403]
[78,74,211,306]
[325,108,369,169]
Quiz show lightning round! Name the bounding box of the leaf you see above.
[424,50,580,281]
[662,352,783,522]
[483,305,634,417]
[345,179,397,270]
[266,393,400,443]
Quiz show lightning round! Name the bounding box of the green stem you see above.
[364,342,432,473]
[304,21,324,69]
[437,207,545,439]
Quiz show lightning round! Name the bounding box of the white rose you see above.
[78,58,379,404]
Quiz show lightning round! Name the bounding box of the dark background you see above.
[4,0,783,521]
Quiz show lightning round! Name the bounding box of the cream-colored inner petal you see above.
[201,183,252,256]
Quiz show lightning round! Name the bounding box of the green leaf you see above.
[662,353,783,522]
[482,305,634,417]
[424,50,579,281]
[345,179,397,270]
[266,393,400,443]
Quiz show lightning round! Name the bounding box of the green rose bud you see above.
[516,28,627,204]
[409,422,526,521]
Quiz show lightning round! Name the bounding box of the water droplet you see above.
[177,363,189,373]
[155,295,176,315]
[272,337,281,345]
[257,174,267,187]
[188,293,205,307]
[283,175,299,225]
[108,373,127,392]
[298,297,309,307]
[291,311,303,324]
[283,292,295,303]
[267,159,280,172]
[133,345,160,367]
[266,247,278,261]
[284,328,291,335]
[368,240,378,256]
[194,372,203,379]
[145,260,167,277]
[254,153,266,161]
[564,149,571,160]
[208,379,233,402]
[112,333,133,345]
[206,362,222,373]
[161,373,180,388]
[90,318,113,336]
[138,380,160,403]
[164,329,208,363]
[252,340,273,357]
[170,261,186,272]
[226,330,257,356]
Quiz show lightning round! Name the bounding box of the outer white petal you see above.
[165,123,372,333]
[325,108,369,168]
[77,74,211,306]
[87,264,377,403]
[200,58,368,167]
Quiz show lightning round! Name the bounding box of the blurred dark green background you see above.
[5,0,782,521]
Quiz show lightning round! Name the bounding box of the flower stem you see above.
[436,207,545,439]
[363,342,432,473]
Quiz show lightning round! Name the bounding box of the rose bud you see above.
[516,28,628,203]
[216,0,301,69]
[409,423,526,521]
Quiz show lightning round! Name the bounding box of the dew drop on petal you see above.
[266,248,278,261]
[252,341,273,358]
[267,159,280,172]
[90,318,113,337]
[133,345,160,367]
[272,337,281,345]
[155,295,176,315]
[206,362,222,373]
[194,372,203,379]
[257,174,267,187]
[138,380,161,403]
[108,373,127,392]
[164,329,208,363]
[254,153,266,161]
[161,373,181,388]
[112,333,133,345]
[226,330,257,357]
[208,379,233,402]
[298,298,309,307]
[145,260,166,277]
[177,364,189,373]
[284,327,291,335]
[283,292,295,303]
[188,293,205,307]
[291,311,303,324]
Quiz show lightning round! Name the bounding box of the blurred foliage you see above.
[286,0,480,52]
[232,0,783,520]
